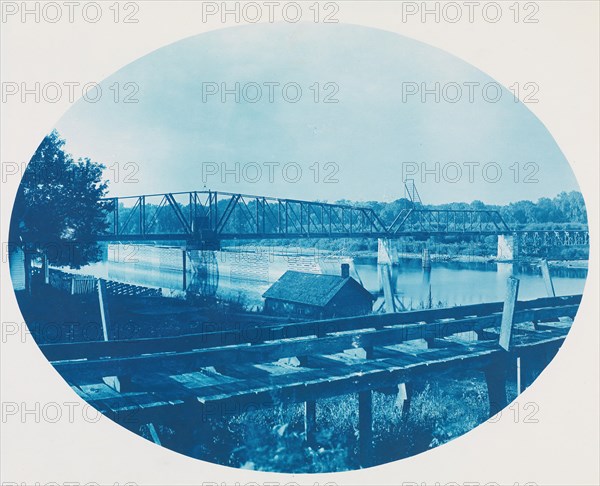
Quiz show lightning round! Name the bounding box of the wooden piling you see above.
[358,390,373,468]
[485,364,508,416]
[304,400,317,447]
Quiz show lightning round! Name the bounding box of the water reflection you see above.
[73,248,587,311]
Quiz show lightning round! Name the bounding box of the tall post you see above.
[182,249,187,291]
[486,276,519,417]
[499,276,520,351]
[540,259,556,297]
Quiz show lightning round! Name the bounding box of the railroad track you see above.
[39,294,580,465]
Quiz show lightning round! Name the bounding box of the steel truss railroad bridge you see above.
[98,190,589,252]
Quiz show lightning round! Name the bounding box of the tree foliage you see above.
[10,130,110,268]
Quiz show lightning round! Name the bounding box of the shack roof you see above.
[262,270,374,308]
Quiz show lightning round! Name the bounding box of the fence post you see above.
[97,279,110,342]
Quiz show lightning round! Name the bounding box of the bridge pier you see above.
[421,248,431,269]
[185,249,219,297]
[377,238,398,313]
[377,238,394,266]
[497,233,519,262]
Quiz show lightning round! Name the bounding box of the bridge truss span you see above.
[99,190,586,250]
[517,229,590,252]
[388,207,511,236]
[102,190,391,244]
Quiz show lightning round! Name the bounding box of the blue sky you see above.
[55,23,580,205]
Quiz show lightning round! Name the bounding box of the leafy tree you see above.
[10,130,110,269]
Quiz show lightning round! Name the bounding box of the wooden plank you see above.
[499,277,520,351]
[39,295,582,361]
[69,334,569,428]
[78,383,122,400]
[74,336,570,424]
[147,423,162,445]
[183,345,501,406]
[102,375,132,393]
[52,304,576,382]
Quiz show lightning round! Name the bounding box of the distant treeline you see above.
[347,190,587,229]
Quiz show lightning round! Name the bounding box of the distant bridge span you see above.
[99,190,514,246]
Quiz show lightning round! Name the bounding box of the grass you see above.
[155,370,496,473]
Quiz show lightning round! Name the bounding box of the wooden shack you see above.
[262,264,374,319]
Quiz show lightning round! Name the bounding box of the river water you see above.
[69,246,587,311]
